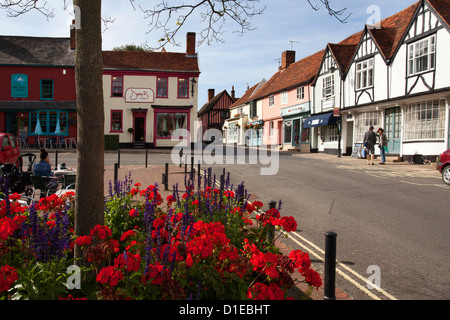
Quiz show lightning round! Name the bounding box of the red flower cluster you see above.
[96,266,124,287]
[0,265,18,292]
[0,216,18,241]
[247,282,287,300]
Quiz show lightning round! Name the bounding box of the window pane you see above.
[157,77,168,97]
[178,78,189,98]
[41,80,53,99]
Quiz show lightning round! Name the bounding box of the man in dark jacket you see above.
[363,126,377,165]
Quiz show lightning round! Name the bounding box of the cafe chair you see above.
[30,175,51,200]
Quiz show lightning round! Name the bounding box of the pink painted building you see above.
[252,50,324,150]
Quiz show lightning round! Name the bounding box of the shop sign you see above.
[280,102,310,117]
[11,74,28,98]
[125,88,154,103]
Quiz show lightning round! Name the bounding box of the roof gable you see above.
[367,1,420,63]
[198,90,233,116]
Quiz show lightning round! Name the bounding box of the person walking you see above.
[378,128,388,164]
[363,126,377,165]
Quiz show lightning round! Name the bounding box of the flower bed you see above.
[0,171,321,300]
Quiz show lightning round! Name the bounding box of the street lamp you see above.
[191,77,196,97]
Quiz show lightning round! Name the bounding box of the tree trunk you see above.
[73,0,104,257]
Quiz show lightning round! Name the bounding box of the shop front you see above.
[280,102,311,152]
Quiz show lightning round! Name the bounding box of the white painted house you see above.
[309,0,450,161]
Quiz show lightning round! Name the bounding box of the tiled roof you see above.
[0,36,75,66]
[230,81,265,108]
[427,0,450,28]
[252,50,325,100]
[368,1,420,62]
[102,51,200,73]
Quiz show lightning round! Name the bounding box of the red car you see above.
[437,148,450,185]
[0,133,20,165]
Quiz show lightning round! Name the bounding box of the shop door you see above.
[293,119,300,147]
[385,107,401,154]
[133,115,146,143]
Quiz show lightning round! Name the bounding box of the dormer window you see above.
[407,35,436,76]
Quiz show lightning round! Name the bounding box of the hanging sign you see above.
[11,74,28,98]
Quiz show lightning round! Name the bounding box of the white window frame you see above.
[404,100,445,140]
[356,111,381,142]
[269,95,274,107]
[321,125,339,142]
[322,75,334,98]
[355,58,374,90]
[297,86,304,101]
[407,35,436,76]
[281,91,288,105]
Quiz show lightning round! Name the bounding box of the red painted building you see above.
[0,35,77,148]
[197,88,238,142]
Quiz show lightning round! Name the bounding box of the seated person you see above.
[33,149,58,194]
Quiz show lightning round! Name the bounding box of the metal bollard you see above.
[324,231,337,300]
[114,163,118,191]
[164,163,169,191]
[117,149,121,168]
[162,173,167,191]
[145,149,148,168]
[55,150,58,168]
[268,201,277,244]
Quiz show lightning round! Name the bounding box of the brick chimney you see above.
[231,86,235,100]
[70,19,76,50]
[281,50,295,70]
[208,89,215,101]
[186,32,196,56]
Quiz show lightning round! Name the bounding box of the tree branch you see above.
[308,0,351,23]
[0,0,54,19]
[138,0,266,50]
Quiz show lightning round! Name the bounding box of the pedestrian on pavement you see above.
[378,128,388,164]
[363,126,377,165]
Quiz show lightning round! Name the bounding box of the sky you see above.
[0,0,419,109]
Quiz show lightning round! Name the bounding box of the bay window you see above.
[155,112,188,138]
[404,100,445,140]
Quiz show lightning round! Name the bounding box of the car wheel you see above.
[442,165,450,186]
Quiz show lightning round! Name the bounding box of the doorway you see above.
[385,107,401,154]
[132,111,146,143]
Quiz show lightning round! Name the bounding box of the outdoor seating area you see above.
[18,136,77,150]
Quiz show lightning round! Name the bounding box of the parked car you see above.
[0,133,20,165]
[437,148,450,185]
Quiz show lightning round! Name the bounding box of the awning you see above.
[303,112,337,128]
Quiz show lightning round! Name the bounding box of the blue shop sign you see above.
[11,74,28,98]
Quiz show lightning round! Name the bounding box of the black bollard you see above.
[165,163,169,190]
[145,149,148,168]
[324,231,337,300]
[114,163,118,191]
[267,201,277,243]
[55,150,58,168]
[118,149,121,168]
